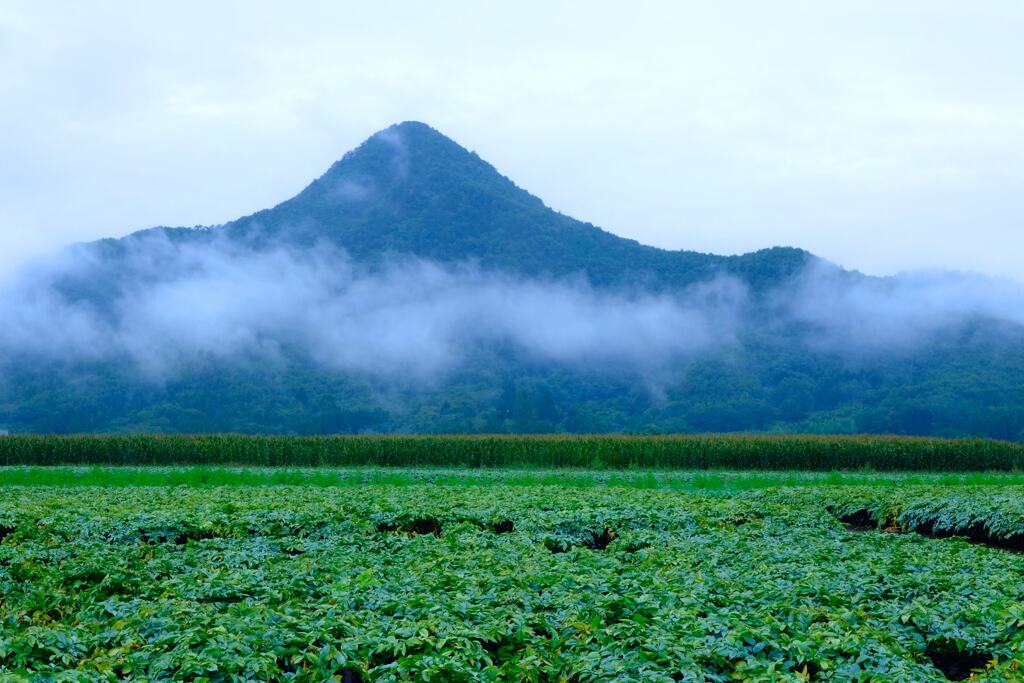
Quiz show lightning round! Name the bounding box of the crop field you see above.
[2,434,1022,471]
[2,472,1024,681]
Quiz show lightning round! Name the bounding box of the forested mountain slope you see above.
[1,122,1021,439]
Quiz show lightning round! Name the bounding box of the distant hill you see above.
[1,122,1022,439]
[219,121,816,290]
[75,122,816,300]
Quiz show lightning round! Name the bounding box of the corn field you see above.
[0,434,1020,470]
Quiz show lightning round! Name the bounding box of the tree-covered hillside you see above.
[1,122,1022,439]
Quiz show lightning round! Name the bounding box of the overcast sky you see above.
[1,1,1022,280]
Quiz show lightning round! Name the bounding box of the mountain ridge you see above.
[103,121,818,293]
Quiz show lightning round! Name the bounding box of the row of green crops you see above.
[10,465,1024,489]
[3,484,1024,681]
[821,488,1024,544]
[1,434,1022,470]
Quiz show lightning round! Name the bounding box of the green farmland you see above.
[1,434,1022,471]
[2,460,1024,681]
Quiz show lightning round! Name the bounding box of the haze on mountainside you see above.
[0,122,1022,439]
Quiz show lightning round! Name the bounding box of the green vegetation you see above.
[2,482,1024,680]
[6,341,1024,438]
[1,434,1022,470]
[8,465,1024,489]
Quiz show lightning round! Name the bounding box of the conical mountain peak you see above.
[321,120,485,181]
[373,120,448,141]
[224,121,560,260]
[119,121,816,291]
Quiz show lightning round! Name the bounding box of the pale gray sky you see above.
[1,1,1022,279]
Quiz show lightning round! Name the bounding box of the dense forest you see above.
[4,332,1022,439]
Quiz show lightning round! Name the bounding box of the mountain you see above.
[78,122,814,300]
[1,122,1023,439]
[220,121,814,290]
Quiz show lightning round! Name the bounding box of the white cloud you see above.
[782,261,1024,353]
[0,235,744,381]
[1,234,1021,386]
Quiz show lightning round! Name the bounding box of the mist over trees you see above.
[1,122,1022,440]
